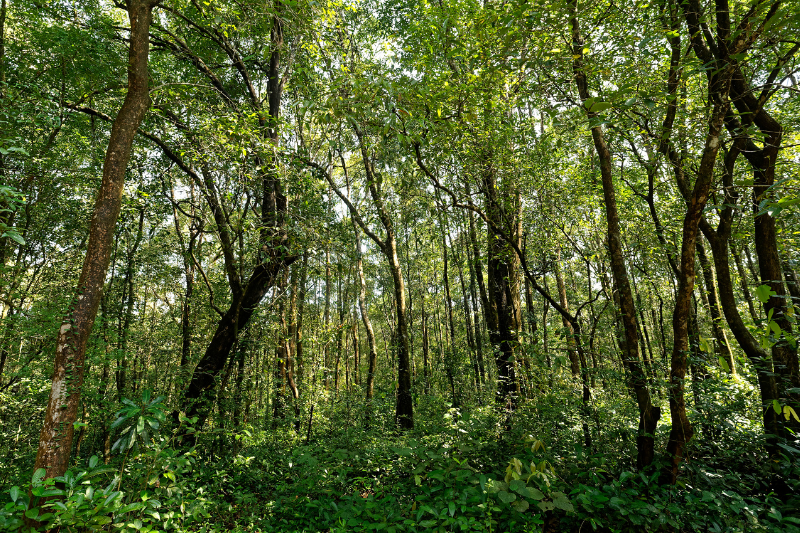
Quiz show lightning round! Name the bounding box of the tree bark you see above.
[697,239,735,373]
[569,2,658,470]
[31,0,159,485]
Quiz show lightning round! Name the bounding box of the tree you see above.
[32,0,160,484]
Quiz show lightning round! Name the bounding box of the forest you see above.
[0,0,799,530]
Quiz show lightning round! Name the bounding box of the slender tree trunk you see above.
[170,182,197,392]
[553,253,580,378]
[335,264,346,394]
[437,200,459,406]
[116,206,145,398]
[180,10,295,433]
[456,234,481,393]
[353,224,378,404]
[570,4,658,470]
[421,296,431,394]
[324,245,331,390]
[697,239,735,373]
[730,241,759,323]
[465,216,486,386]
[296,252,308,386]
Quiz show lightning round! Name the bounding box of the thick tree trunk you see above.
[481,160,521,406]
[729,70,800,413]
[31,0,158,485]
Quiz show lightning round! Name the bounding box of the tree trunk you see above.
[296,252,308,386]
[180,10,295,432]
[553,253,580,378]
[481,159,520,407]
[730,241,759,323]
[697,239,735,373]
[353,224,378,404]
[116,206,145,398]
[660,0,731,479]
[465,215,486,387]
[170,182,197,392]
[570,4,659,470]
[31,0,158,486]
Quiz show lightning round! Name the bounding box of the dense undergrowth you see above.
[1,376,799,533]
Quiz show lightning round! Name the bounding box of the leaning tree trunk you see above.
[180,11,295,432]
[31,0,158,486]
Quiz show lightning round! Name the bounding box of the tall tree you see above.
[32,0,160,483]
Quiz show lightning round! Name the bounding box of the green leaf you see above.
[508,479,527,494]
[25,508,39,520]
[773,399,782,414]
[699,337,711,353]
[9,486,20,503]
[512,499,530,512]
[587,101,612,113]
[118,502,146,515]
[89,455,99,469]
[497,490,516,504]
[755,284,775,304]
[552,493,574,512]
[1,231,25,245]
[32,468,46,486]
[718,357,730,372]
[524,487,545,500]
[448,501,455,516]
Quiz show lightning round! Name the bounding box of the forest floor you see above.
[2,382,799,532]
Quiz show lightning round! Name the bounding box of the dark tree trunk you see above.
[180,10,295,432]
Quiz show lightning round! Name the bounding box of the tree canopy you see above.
[1,0,800,531]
